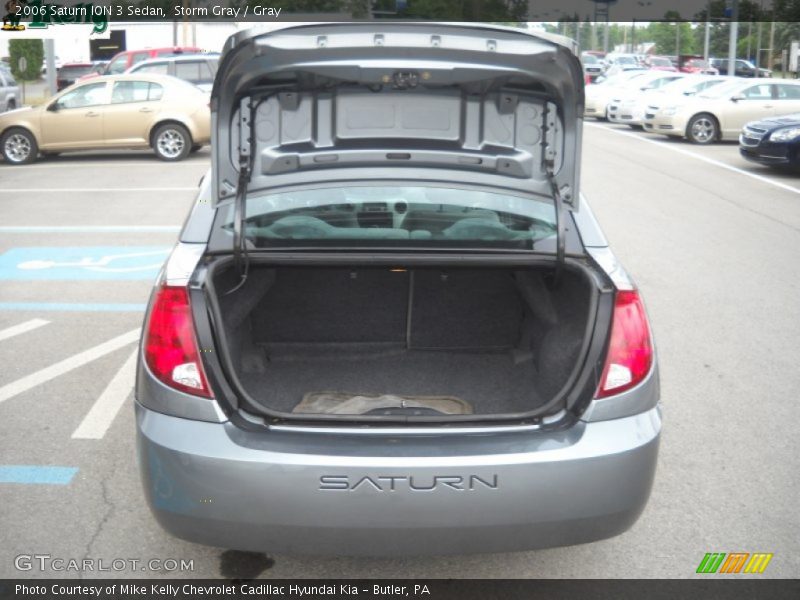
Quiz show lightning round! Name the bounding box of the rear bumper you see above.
[136,403,661,556]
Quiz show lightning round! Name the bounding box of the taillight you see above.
[595,289,653,398]
[144,285,213,398]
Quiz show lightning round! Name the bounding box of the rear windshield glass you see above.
[58,66,94,78]
[217,185,557,250]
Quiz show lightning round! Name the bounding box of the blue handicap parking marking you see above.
[0,247,171,280]
[0,465,79,485]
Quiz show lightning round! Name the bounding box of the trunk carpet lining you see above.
[239,345,543,415]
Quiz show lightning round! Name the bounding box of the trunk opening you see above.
[203,259,600,422]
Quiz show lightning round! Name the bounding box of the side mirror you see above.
[46,102,60,112]
[730,94,745,102]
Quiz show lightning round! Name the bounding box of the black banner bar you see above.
[7,0,800,25]
[1,579,799,600]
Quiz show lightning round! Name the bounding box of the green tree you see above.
[8,39,44,82]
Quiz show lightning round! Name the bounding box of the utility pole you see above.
[746,20,752,60]
[703,0,711,61]
[675,20,681,57]
[44,39,56,98]
[756,21,762,69]
[727,0,739,78]
[768,19,775,70]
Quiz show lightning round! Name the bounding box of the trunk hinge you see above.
[228,97,255,294]
[541,104,566,287]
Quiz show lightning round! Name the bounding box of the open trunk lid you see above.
[210,23,584,216]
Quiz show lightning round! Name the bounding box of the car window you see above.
[775,84,800,99]
[55,82,107,109]
[741,84,772,99]
[148,83,164,101]
[106,56,128,75]
[174,61,213,84]
[133,63,169,76]
[111,81,163,103]
[130,52,150,66]
[219,185,558,251]
[650,76,682,89]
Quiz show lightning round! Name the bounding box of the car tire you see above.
[6,99,16,111]
[152,123,192,162]
[686,113,718,144]
[1,128,38,164]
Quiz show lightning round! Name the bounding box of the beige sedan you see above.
[0,74,210,164]
[642,79,800,144]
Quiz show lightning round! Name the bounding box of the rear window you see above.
[174,60,214,84]
[216,185,557,250]
[57,65,94,79]
[132,62,169,75]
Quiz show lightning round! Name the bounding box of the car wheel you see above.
[152,123,192,161]
[6,99,16,111]
[1,128,38,164]
[687,113,718,144]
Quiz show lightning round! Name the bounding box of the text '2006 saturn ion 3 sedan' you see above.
[135,23,661,556]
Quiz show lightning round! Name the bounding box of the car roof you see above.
[134,54,217,65]
[78,73,193,85]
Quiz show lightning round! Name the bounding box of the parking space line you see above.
[72,348,138,440]
[585,122,800,196]
[0,187,196,193]
[0,302,146,312]
[0,319,49,342]
[0,466,78,485]
[1,162,206,170]
[0,329,140,405]
[0,226,181,233]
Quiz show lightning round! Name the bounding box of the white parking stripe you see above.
[71,348,138,440]
[0,329,140,405]
[0,319,50,342]
[585,122,800,196]
[1,162,206,170]
[0,188,196,193]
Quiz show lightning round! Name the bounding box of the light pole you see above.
[727,0,739,78]
[704,2,711,61]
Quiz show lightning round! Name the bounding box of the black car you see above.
[711,58,771,78]
[740,113,800,170]
[56,62,104,90]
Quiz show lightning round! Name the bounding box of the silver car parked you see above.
[0,67,20,112]
[135,23,661,556]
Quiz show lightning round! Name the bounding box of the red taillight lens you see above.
[595,289,653,398]
[144,285,213,398]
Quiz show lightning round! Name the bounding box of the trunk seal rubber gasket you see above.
[200,253,605,427]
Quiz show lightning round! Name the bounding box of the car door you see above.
[772,83,800,117]
[719,83,775,138]
[38,81,109,149]
[102,80,164,146]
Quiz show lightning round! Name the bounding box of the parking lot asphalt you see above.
[1,127,798,580]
